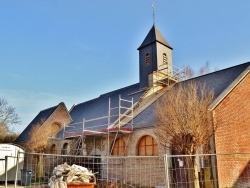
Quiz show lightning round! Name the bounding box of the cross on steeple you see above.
[152,2,155,25]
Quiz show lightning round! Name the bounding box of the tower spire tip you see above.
[152,2,155,25]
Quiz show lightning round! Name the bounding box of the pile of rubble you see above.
[49,163,96,188]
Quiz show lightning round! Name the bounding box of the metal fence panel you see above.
[166,153,250,188]
[12,152,166,188]
[2,152,250,188]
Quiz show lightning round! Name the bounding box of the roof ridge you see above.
[99,83,139,98]
[39,102,61,112]
[181,61,250,82]
[71,83,140,108]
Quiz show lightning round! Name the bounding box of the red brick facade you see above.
[213,72,250,187]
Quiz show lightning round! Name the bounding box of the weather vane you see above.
[152,2,155,25]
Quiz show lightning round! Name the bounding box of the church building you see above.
[15,24,250,187]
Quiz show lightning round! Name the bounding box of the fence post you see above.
[164,154,170,188]
[5,156,8,188]
[14,151,20,188]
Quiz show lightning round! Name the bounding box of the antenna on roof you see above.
[152,2,155,25]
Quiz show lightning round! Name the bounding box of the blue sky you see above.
[1,1,250,133]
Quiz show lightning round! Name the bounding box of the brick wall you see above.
[103,157,166,187]
[44,103,72,153]
[84,128,167,186]
[213,72,250,187]
[85,128,166,156]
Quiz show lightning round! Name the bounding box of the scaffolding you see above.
[62,95,134,155]
[61,65,186,156]
[139,64,186,101]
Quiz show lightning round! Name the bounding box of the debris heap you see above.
[49,163,96,188]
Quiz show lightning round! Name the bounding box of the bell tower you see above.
[137,25,174,89]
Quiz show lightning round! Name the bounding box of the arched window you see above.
[51,123,61,135]
[61,143,69,155]
[163,53,168,64]
[138,135,158,156]
[50,144,57,154]
[145,53,150,65]
[111,138,126,156]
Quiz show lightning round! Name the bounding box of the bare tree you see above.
[198,61,210,76]
[0,133,19,143]
[154,81,214,187]
[182,61,217,80]
[24,124,54,178]
[0,98,20,141]
[183,66,195,79]
[25,124,51,153]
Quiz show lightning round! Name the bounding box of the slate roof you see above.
[17,61,249,142]
[137,25,173,50]
[129,61,250,130]
[209,63,250,110]
[15,103,64,143]
[56,61,250,138]
[56,83,144,139]
[56,61,250,139]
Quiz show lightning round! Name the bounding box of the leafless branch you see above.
[154,81,214,155]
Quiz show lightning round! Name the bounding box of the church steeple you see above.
[138,25,173,89]
[138,25,172,50]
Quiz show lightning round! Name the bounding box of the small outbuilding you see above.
[0,143,25,182]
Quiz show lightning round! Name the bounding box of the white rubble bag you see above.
[49,163,96,188]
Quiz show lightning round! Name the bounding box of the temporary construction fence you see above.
[2,152,250,188]
[4,152,166,188]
